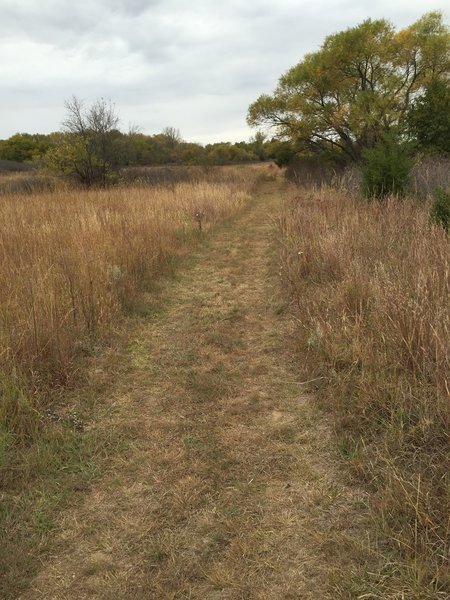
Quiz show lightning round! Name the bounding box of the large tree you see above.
[247,12,449,162]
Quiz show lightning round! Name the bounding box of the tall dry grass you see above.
[0,172,255,438]
[279,188,450,597]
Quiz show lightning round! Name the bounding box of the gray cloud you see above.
[0,0,447,142]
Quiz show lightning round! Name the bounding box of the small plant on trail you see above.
[431,187,450,231]
[362,132,414,199]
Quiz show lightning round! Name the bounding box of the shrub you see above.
[431,187,450,231]
[362,133,414,199]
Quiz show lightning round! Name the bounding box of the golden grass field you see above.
[0,168,259,439]
[0,164,448,599]
[279,187,450,597]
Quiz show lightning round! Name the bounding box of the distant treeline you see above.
[0,128,292,169]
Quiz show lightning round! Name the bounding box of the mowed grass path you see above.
[19,181,366,599]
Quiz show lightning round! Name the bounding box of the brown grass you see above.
[7,177,368,600]
[279,186,450,597]
[0,169,259,440]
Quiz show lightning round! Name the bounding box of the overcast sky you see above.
[1,0,448,143]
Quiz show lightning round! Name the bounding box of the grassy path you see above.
[18,182,366,599]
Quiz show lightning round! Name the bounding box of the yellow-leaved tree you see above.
[247,12,449,162]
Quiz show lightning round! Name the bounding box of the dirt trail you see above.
[20,182,366,599]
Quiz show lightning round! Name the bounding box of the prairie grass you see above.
[0,171,255,441]
[0,159,34,173]
[0,173,57,195]
[279,187,450,597]
[0,169,258,597]
[119,163,267,187]
[1,174,362,600]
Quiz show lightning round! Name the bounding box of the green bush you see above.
[431,188,450,231]
[362,133,414,199]
[408,79,450,155]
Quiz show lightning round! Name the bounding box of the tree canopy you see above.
[247,12,450,162]
[0,133,51,163]
[408,79,450,155]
